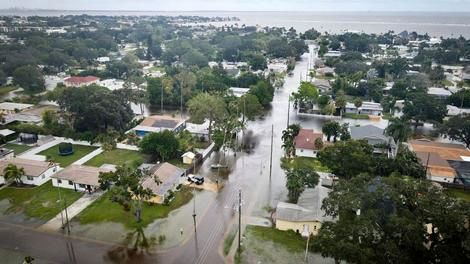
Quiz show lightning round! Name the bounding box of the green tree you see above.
[441,114,470,148]
[249,80,274,107]
[13,65,45,94]
[139,131,179,161]
[322,121,341,142]
[318,140,374,179]
[238,94,263,124]
[247,54,267,71]
[285,168,320,203]
[187,93,227,142]
[403,93,447,129]
[312,175,470,264]
[99,166,159,223]
[281,124,301,159]
[181,50,208,68]
[335,90,347,115]
[3,164,25,185]
[385,117,412,143]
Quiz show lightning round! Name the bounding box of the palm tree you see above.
[3,164,25,185]
[322,121,340,142]
[385,117,412,143]
[282,124,301,158]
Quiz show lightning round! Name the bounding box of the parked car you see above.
[187,174,204,185]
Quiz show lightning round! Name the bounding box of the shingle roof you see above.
[294,129,323,150]
[64,76,99,85]
[51,165,114,186]
[351,125,396,147]
[276,187,333,222]
[0,158,54,177]
[143,162,184,196]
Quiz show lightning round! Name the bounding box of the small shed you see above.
[182,152,196,165]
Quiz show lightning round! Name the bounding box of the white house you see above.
[427,87,452,100]
[345,102,383,116]
[0,158,59,186]
[131,115,187,137]
[229,87,250,98]
[52,165,113,192]
[0,102,33,115]
[294,129,324,158]
[96,56,111,63]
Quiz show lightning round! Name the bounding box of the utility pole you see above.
[238,189,242,254]
[180,80,184,119]
[192,185,197,233]
[161,82,164,114]
[269,124,274,180]
[287,97,291,128]
[63,196,70,234]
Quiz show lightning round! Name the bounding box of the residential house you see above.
[448,161,470,185]
[64,76,100,87]
[275,186,333,236]
[345,102,383,116]
[267,62,288,73]
[131,115,186,137]
[446,105,470,117]
[142,162,185,204]
[408,139,470,183]
[186,119,210,141]
[0,102,33,115]
[0,158,59,186]
[427,87,452,100]
[351,125,397,158]
[316,67,334,76]
[229,87,250,98]
[52,165,114,192]
[312,79,331,93]
[294,129,323,158]
[96,56,110,63]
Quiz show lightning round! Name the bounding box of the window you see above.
[79,184,85,188]
[57,179,62,184]
[68,180,73,185]
[42,175,45,179]
[314,226,317,230]
[27,176,33,181]
[53,167,57,172]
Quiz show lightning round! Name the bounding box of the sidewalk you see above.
[73,148,104,165]
[37,191,104,231]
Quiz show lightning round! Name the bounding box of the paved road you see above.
[0,50,311,264]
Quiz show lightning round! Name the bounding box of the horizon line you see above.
[2,8,470,13]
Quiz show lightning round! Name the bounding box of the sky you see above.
[1,0,470,12]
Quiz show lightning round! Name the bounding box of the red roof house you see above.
[294,129,324,158]
[64,76,99,87]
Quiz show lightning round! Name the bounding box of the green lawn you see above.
[168,158,192,169]
[446,189,470,202]
[3,143,33,155]
[0,181,83,220]
[77,186,193,229]
[343,113,370,120]
[246,226,305,253]
[38,144,98,167]
[281,157,330,172]
[0,86,18,97]
[85,149,148,168]
[224,226,238,255]
[382,113,393,120]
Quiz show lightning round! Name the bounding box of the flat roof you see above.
[0,102,33,111]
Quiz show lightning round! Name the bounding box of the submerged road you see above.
[0,49,314,264]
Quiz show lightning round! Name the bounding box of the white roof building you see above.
[229,87,250,98]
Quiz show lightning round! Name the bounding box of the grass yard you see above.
[223,226,238,255]
[38,144,98,167]
[343,113,370,120]
[168,158,192,169]
[77,186,193,229]
[281,157,330,172]
[85,149,148,168]
[446,189,470,202]
[246,226,305,253]
[0,86,18,97]
[0,181,83,220]
[3,143,33,155]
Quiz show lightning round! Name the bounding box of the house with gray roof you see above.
[275,186,333,236]
[351,125,397,158]
[142,162,185,204]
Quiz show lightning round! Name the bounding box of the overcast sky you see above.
[2,0,470,12]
